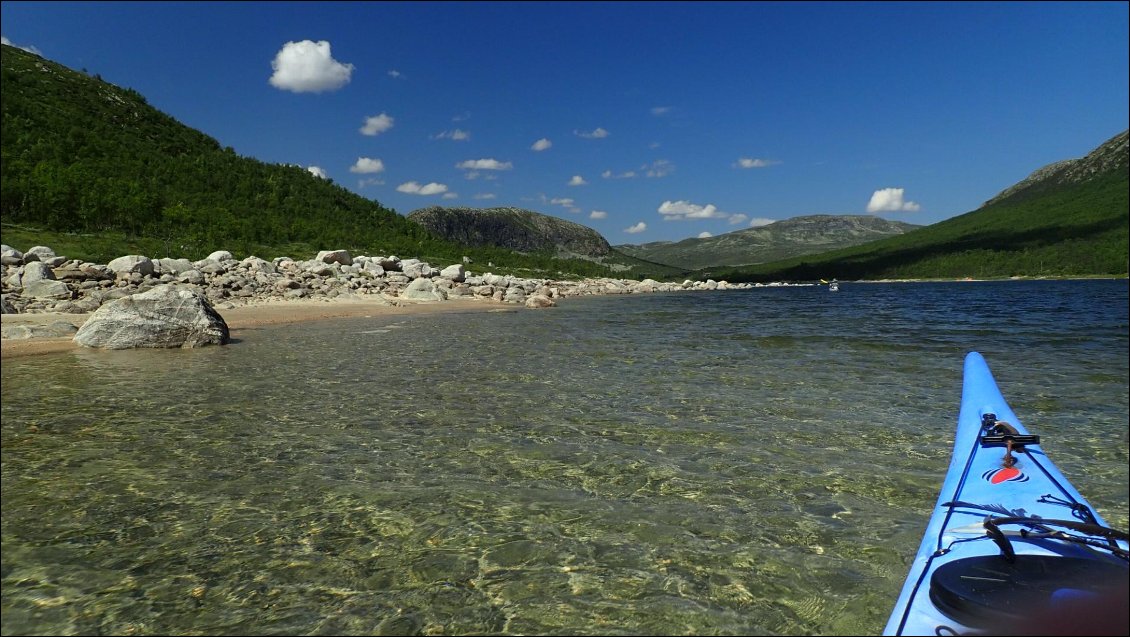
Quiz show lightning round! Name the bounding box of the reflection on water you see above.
[3,280,1127,635]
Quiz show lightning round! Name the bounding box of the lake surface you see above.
[2,279,1127,636]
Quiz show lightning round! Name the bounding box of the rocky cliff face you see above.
[983,130,1129,207]
[407,206,613,258]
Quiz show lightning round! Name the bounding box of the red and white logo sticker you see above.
[982,467,1029,484]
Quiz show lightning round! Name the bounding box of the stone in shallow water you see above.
[73,284,229,349]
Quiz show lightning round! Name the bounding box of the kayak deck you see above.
[884,352,1128,635]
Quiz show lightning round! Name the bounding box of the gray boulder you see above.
[156,257,195,275]
[107,255,155,277]
[2,321,79,340]
[23,246,57,262]
[524,294,556,309]
[24,279,73,300]
[18,262,56,285]
[401,278,447,301]
[440,264,466,282]
[1,245,23,266]
[74,284,229,349]
[316,250,352,266]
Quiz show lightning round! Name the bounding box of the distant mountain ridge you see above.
[615,215,920,270]
[406,206,613,258]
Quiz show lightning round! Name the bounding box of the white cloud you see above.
[568,175,587,186]
[457,159,513,171]
[531,138,552,151]
[549,197,575,206]
[575,127,609,139]
[735,157,778,169]
[602,169,637,179]
[358,177,384,188]
[867,187,921,213]
[651,106,671,116]
[473,193,497,200]
[350,157,385,174]
[432,129,470,141]
[397,181,449,195]
[589,210,608,219]
[1,36,42,55]
[732,213,777,225]
[697,231,713,238]
[307,166,328,179]
[643,160,674,178]
[624,222,647,234]
[360,113,394,136]
[442,192,459,199]
[388,69,402,78]
[269,40,354,93]
[657,200,727,220]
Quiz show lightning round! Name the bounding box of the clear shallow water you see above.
[2,279,1127,636]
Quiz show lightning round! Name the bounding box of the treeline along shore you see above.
[1,243,769,356]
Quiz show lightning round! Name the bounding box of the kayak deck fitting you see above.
[883,352,1128,636]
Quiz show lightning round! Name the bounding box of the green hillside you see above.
[0,44,615,279]
[710,131,1129,282]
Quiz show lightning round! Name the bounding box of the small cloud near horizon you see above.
[307,166,327,179]
[457,159,512,171]
[867,187,921,213]
[568,175,587,186]
[575,127,609,139]
[589,210,607,219]
[624,222,647,234]
[697,231,713,238]
[269,40,354,93]
[644,160,674,178]
[1,36,42,55]
[432,129,470,141]
[349,157,385,174]
[531,138,552,151]
[397,181,448,195]
[602,169,637,179]
[360,113,394,136]
[657,200,727,220]
[735,157,779,169]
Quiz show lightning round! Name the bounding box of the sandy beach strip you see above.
[1,296,505,360]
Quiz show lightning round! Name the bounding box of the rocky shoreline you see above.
[1,244,761,353]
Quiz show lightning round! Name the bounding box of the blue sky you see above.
[2,1,1127,245]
